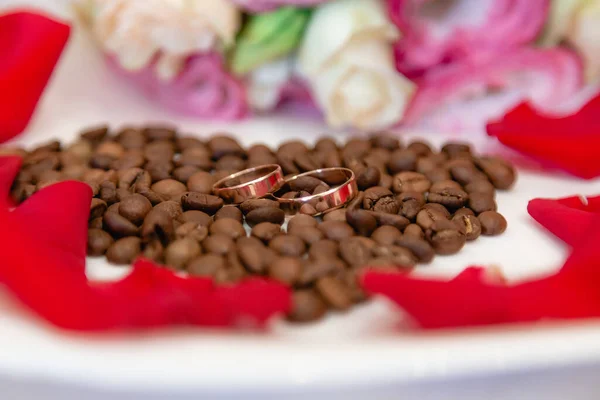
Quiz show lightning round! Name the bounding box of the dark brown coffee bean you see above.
[288,225,324,245]
[452,213,482,241]
[144,140,175,162]
[215,155,246,171]
[287,214,317,232]
[474,157,516,190]
[423,203,451,216]
[322,209,346,222]
[346,209,377,236]
[202,234,235,255]
[237,242,267,274]
[174,136,203,151]
[187,254,225,277]
[316,276,352,310]
[464,179,496,195]
[312,137,337,153]
[175,222,209,242]
[288,289,328,322]
[118,168,150,190]
[251,222,282,243]
[172,166,200,183]
[407,141,432,156]
[181,192,223,214]
[392,172,431,194]
[145,161,173,182]
[80,125,108,142]
[299,258,345,285]
[377,174,392,190]
[468,192,497,214]
[141,240,163,262]
[186,171,214,193]
[299,203,317,215]
[372,245,416,267]
[267,257,302,285]
[478,211,507,236]
[214,206,243,223]
[176,148,212,170]
[239,198,280,215]
[98,181,117,204]
[430,180,462,192]
[371,212,410,231]
[153,200,182,220]
[209,218,246,239]
[269,235,306,257]
[312,184,330,196]
[208,135,245,159]
[106,237,142,265]
[118,194,152,225]
[395,236,434,263]
[396,191,424,221]
[426,220,466,255]
[448,159,486,185]
[103,212,139,237]
[288,176,324,193]
[363,186,399,214]
[96,141,125,159]
[292,151,319,172]
[428,187,469,209]
[319,149,342,168]
[178,210,213,227]
[89,198,107,220]
[88,217,103,229]
[415,156,439,174]
[416,207,448,230]
[151,179,186,198]
[87,229,114,256]
[370,133,400,151]
[245,207,285,227]
[339,237,374,267]
[90,153,115,170]
[404,223,424,239]
[356,166,381,190]
[111,151,145,170]
[424,168,451,183]
[371,225,402,245]
[164,238,201,270]
[388,149,417,174]
[116,127,146,149]
[309,239,339,260]
[318,220,355,241]
[143,125,176,141]
[141,209,175,245]
[442,142,471,158]
[454,207,475,218]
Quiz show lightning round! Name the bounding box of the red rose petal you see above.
[0,11,70,142]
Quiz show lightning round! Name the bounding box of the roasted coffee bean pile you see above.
[4,125,515,322]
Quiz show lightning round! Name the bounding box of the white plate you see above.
[3,1,600,399]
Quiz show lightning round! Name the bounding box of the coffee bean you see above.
[87,229,114,256]
[318,220,355,241]
[153,200,183,220]
[294,151,320,172]
[98,181,118,204]
[90,153,115,170]
[215,155,246,171]
[144,140,175,162]
[363,187,399,214]
[371,225,402,245]
[245,207,285,227]
[288,289,328,322]
[186,171,214,193]
[238,242,267,274]
[90,198,108,220]
[151,179,186,198]
[407,141,432,156]
[395,236,434,263]
[388,149,417,174]
[172,165,200,183]
[464,179,496,195]
[80,125,108,142]
[300,258,345,285]
[430,180,462,192]
[208,135,245,159]
[141,209,175,245]
[474,157,516,190]
[106,237,142,265]
[287,214,317,232]
[468,192,497,214]
[313,184,330,195]
[442,142,471,158]
[299,203,317,215]
[478,211,507,236]
[424,168,451,183]
[178,210,213,227]
[269,235,306,257]
[346,209,377,236]
[288,176,325,193]
[142,240,164,262]
[416,207,448,230]
[209,218,246,239]
[181,192,223,214]
[238,198,278,214]
[118,168,151,190]
[251,222,282,243]
[106,202,120,215]
[392,172,431,193]
[426,220,466,255]
[449,160,486,185]
[96,141,125,159]
[371,212,410,231]
[164,238,202,270]
[423,203,451,217]
[268,257,302,285]
[454,207,475,218]
[415,156,439,174]
[202,234,235,255]
[316,276,352,310]
[372,245,416,267]
[321,150,342,168]
[378,174,393,190]
[214,206,243,223]
[322,209,347,222]
[397,191,424,221]
[89,217,103,229]
[339,237,375,267]
[187,254,225,277]
[427,187,469,209]
[118,194,152,225]
[356,166,381,190]
[116,127,146,149]
[143,125,177,141]
[177,148,212,170]
[175,222,209,242]
[288,225,324,245]
[103,211,139,237]
[309,239,339,260]
[452,213,482,241]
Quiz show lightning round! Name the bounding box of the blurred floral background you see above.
[75,0,599,132]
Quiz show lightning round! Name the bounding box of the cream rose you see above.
[83,0,241,80]
[298,0,415,130]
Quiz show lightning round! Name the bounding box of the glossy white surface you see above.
[2,1,600,398]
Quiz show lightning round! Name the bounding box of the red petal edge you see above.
[0,157,291,331]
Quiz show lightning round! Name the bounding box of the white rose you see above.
[86,0,241,80]
[247,57,294,112]
[299,0,415,130]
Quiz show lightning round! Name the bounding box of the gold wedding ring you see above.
[212,164,284,204]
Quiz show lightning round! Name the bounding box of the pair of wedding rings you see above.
[212,164,358,216]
